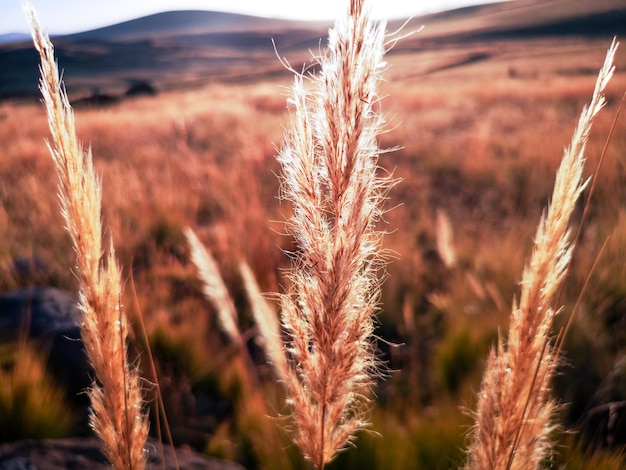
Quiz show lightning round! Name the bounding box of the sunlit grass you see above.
[0,340,73,441]
[0,15,624,468]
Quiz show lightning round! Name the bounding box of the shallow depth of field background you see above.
[1,1,626,468]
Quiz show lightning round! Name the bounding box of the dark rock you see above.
[72,93,120,108]
[0,288,79,337]
[0,289,238,456]
[0,437,245,470]
[125,80,157,97]
[0,288,90,399]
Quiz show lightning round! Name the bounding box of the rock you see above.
[0,437,245,470]
[72,93,120,108]
[0,289,240,460]
[0,288,90,399]
[0,287,80,337]
[125,80,157,98]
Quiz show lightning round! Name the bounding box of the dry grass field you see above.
[1,0,626,468]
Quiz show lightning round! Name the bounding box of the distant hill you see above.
[392,0,626,46]
[0,33,30,44]
[0,10,329,101]
[67,10,325,41]
[1,0,625,101]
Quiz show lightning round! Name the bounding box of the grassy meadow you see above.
[1,12,626,468]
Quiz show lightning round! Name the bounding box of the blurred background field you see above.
[1,0,626,468]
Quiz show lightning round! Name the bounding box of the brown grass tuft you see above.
[465,39,618,470]
[25,2,149,468]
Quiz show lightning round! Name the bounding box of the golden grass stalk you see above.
[25,2,149,468]
[239,261,290,383]
[465,39,618,470]
[184,236,296,467]
[436,209,456,269]
[272,0,389,467]
[184,227,244,348]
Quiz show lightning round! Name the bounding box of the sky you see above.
[1,0,506,35]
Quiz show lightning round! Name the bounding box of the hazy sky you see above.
[1,0,506,35]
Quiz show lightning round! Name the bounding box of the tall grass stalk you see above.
[239,261,290,383]
[184,228,244,348]
[270,0,390,467]
[25,2,149,468]
[185,230,300,468]
[465,40,618,470]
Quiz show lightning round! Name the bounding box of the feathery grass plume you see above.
[184,227,244,348]
[239,261,290,383]
[25,2,149,468]
[436,209,456,269]
[465,40,618,470]
[274,0,389,467]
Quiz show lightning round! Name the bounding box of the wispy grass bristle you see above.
[184,227,244,348]
[465,39,618,470]
[239,261,289,383]
[269,0,391,467]
[436,209,456,269]
[25,2,149,468]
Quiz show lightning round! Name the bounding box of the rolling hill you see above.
[67,10,325,40]
[0,0,624,101]
[393,0,626,46]
[0,10,330,100]
[0,33,30,44]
